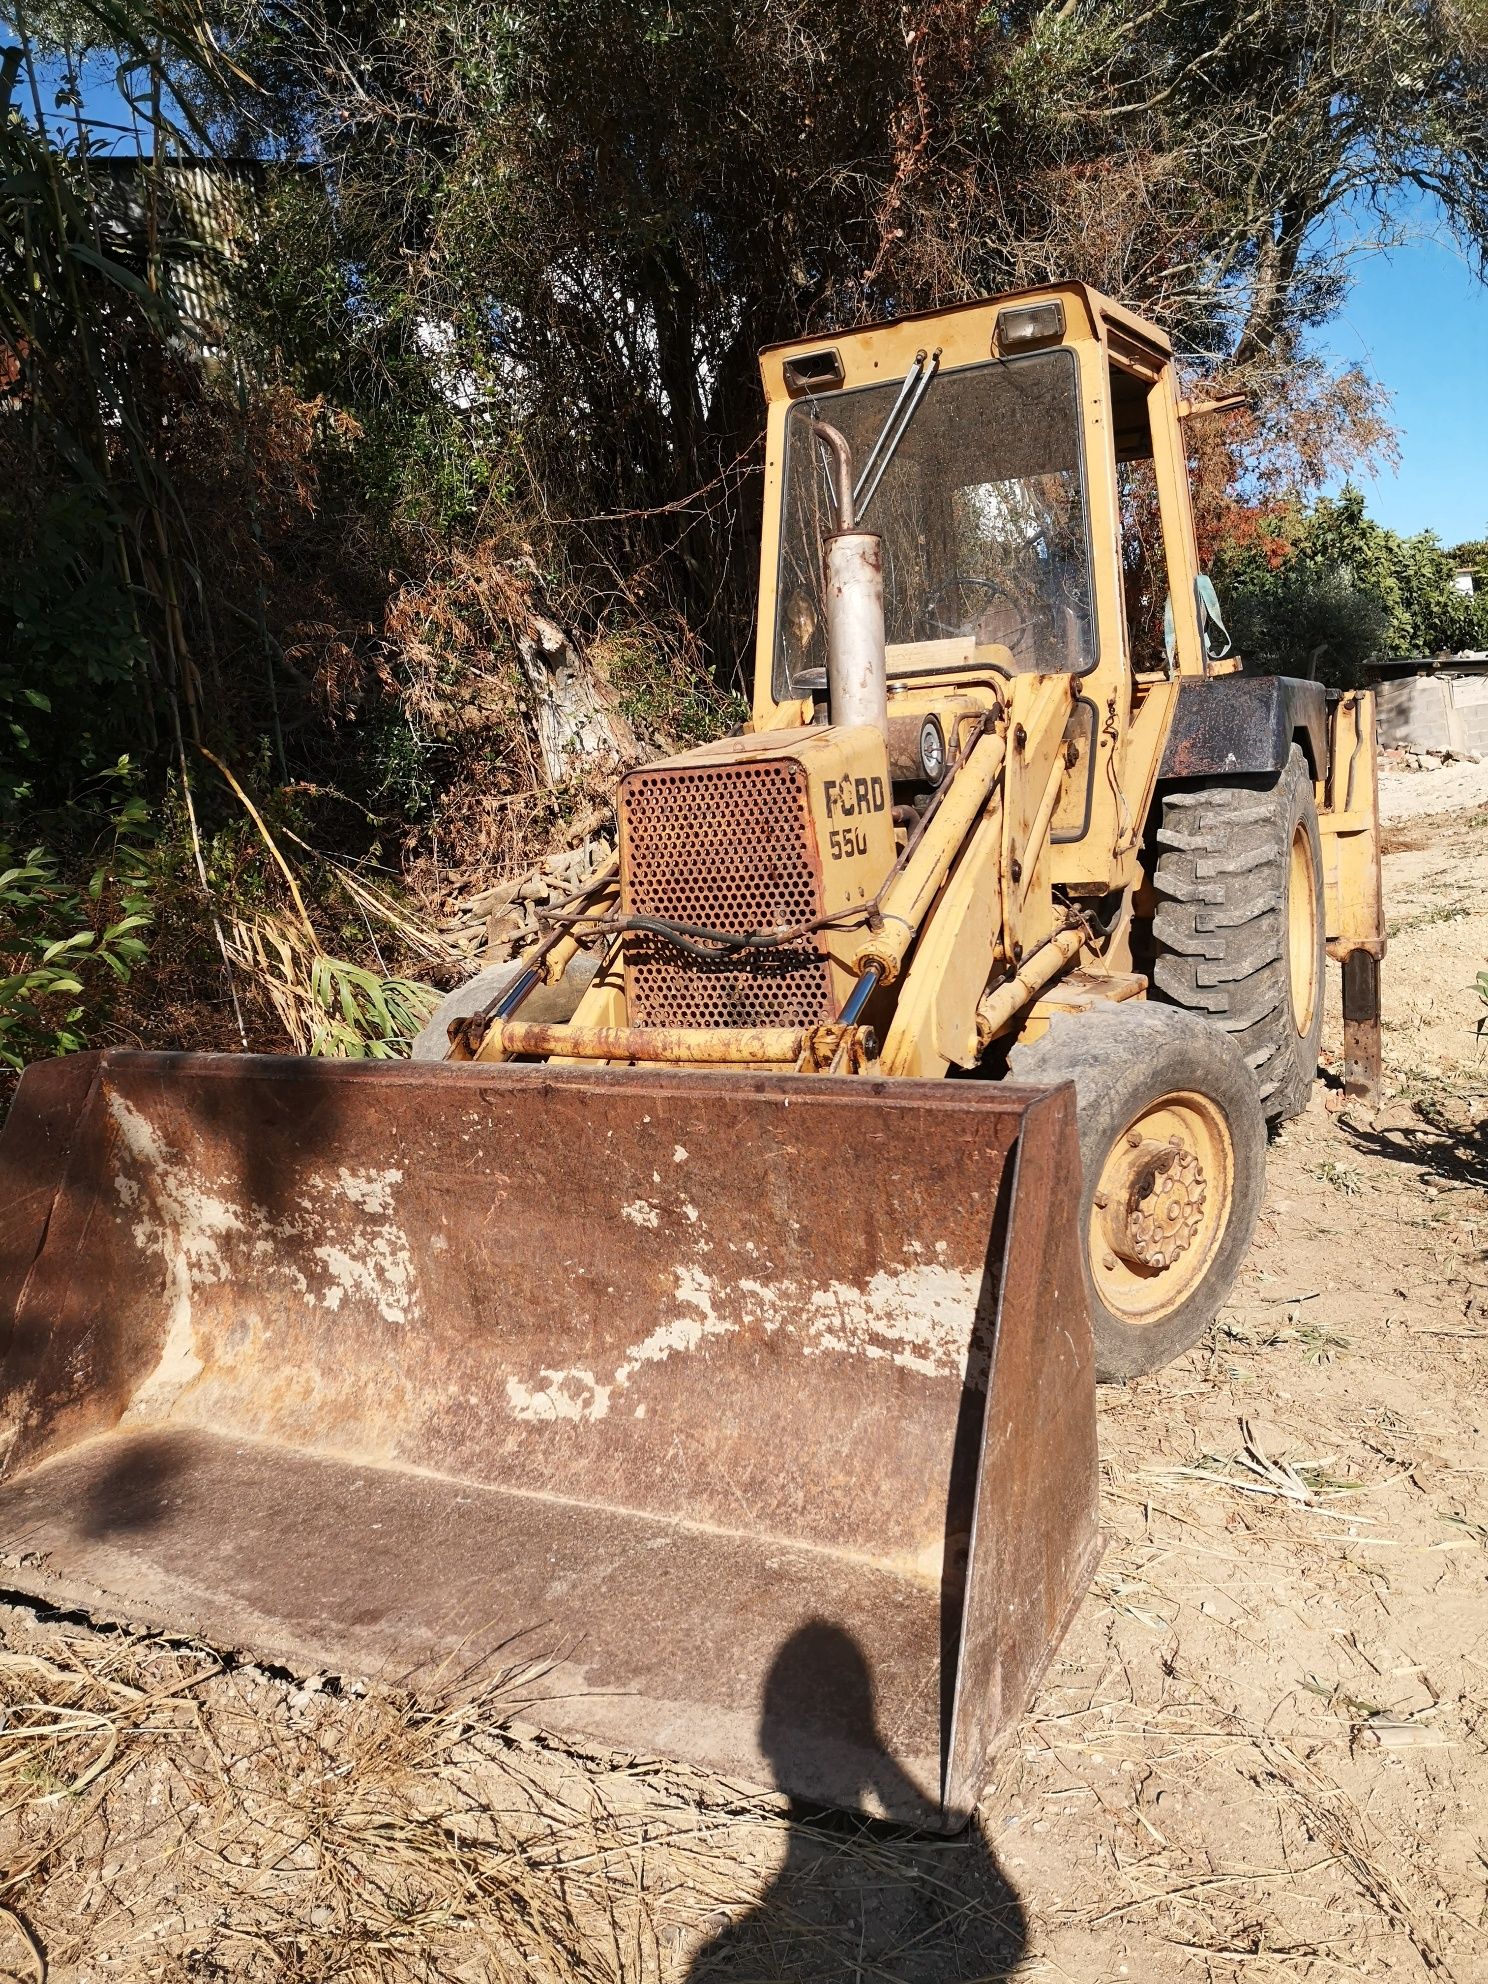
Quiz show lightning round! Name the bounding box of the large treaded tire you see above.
[1010,1005,1266,1381]
[1149,745,1325,1123]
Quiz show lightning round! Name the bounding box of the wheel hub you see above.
[1100,1135,1207,1271]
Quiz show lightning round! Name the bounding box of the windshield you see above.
[773,350,1094,697]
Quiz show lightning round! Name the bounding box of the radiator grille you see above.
[620,760,834,1027]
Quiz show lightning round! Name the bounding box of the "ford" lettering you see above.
[823,774,886,821]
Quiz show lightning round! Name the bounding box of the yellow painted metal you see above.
[1113,679,1180,853]
[1017,752,1068,903]
[974,927,1086,1048]
[540,854,619,985]
[1288,818,1321,1036]
[745,281,1202,918]
[747,284,1220,972]
[538,932,584,989]
[998,674,1074,964]
[565,964,625,1028]
[853,732,1007,985]
[1176,391,1248,422]
[618,724,897,1016]
[1088,1091,1233,1328]
[874,675,1085,1078]
[753,285,1105,733]
[1141,374,1206,680]
[878,794,1007,1078]
[1051,677,1179,896]
[462,280,1380,1088]
[1320,689,1385,963]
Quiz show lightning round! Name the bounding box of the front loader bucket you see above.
[0,1052,1098,1824]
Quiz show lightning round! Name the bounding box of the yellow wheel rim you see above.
[1089,1092,1233,1328]
[1288,820,1319,1038]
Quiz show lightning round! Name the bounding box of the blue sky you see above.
[1316,212,1488,549]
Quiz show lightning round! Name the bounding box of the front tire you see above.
[1010,1004,1266,1380]
[1149,745,1325,1122]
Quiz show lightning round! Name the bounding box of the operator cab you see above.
[765,295,1104,707]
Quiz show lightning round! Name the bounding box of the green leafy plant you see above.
[199,746,438,1056]
[0,764,156,1068]
[225,913,437,1057]
[1219,489,1488,687]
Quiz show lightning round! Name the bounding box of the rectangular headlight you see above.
[782,348,845,394]
[995,300,1065,354]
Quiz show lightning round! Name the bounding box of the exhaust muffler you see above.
[811,418,888,739]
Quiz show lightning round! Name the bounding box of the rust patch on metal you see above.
[1341,947,1383,1104]
[479,1020,809,1064]
[618,757,833,1027]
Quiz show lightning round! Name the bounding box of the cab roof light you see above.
[782,348,845,395]
[995,300,1065,354]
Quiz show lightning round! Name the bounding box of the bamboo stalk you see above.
[197,746,319,944]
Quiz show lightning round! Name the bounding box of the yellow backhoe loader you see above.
[0,284,1384,1825]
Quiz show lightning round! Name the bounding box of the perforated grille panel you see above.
[620,759,834,1028]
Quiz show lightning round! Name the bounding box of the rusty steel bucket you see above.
[0,1051,1098,1824]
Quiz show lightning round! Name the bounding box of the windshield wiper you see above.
[851,345,941,523]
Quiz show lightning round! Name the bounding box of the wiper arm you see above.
[847,349,925,507]
[852,345,941,523]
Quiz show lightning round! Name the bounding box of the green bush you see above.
[1217,489,1488,687]
[0,489,149,808]
[0,767,156,1069]
[1224,564,1391,688]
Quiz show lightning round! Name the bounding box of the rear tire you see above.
[1010,1004,1266,1380]
[1148,746,1325,1122]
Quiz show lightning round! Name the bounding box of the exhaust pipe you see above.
[811,419,888,738]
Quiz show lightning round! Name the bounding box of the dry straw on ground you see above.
[0,1608,1035,1982]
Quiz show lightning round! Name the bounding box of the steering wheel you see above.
[924,575,1013,637]
[925,575,1047,658]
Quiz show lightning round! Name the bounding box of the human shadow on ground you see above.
[685,1622,1028,1983]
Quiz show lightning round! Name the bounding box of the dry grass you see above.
[0,1616,660,1981]
[1144,1420,1379,1525]
[0,1610,1034,1983]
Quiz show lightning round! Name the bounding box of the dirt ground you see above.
[2,764,1487,1984]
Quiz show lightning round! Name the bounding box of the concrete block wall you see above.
[1375,671,1488,755]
